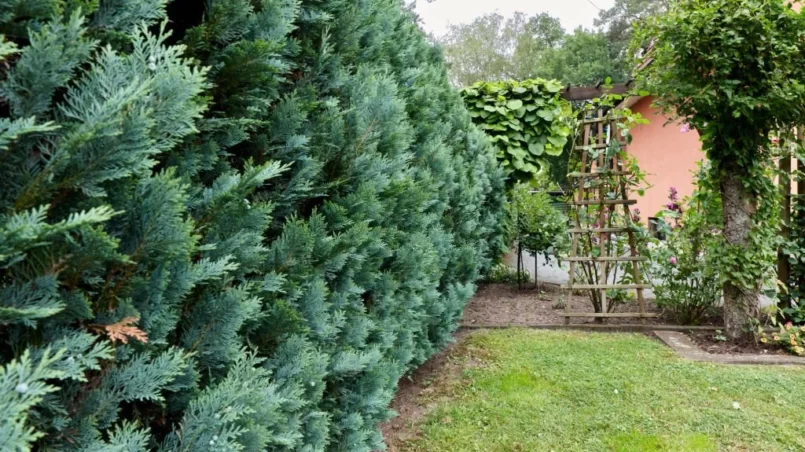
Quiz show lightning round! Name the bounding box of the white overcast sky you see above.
[413,0,617,37]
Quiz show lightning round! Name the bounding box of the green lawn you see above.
[402,330,805,452]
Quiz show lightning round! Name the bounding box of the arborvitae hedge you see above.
[0,1,505,451]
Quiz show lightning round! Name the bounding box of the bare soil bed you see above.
[462,282,664,326]
[687,330,789,356]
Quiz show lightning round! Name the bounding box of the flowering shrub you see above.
[760,322,805,356]
[648,184,722,325]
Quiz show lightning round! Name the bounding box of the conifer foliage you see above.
[0,1,504,450]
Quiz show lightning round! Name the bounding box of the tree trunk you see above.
[720,173,760,340]
[778,145,791,309]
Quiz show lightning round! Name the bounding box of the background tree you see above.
[439,12,628,87]
[595,0,668,59]
[635,0,805,339]
[511,13,566,80]
[508,181,570,287]
[439,12,564,86]
[540,28,624,86]
[434,0,670,88]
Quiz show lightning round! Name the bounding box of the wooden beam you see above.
[570,227,637,233]
[778,140,791,306]
[798,129,805,293]
[563,284,651,290]
[564,256,647,262]
[568,199,637,206]
[567,171,632,178]
[460,323,719,332]
[562,312,660,318]
[560,82,633,101]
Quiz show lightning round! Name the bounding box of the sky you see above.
[413,0,617,37]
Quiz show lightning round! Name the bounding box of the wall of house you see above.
[627,96,704,224]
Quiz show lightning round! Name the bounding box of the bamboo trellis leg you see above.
[565,121,592,324]
[597,110,608,317]
[619,180,648,323]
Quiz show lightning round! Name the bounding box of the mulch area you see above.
[687,330,789,356]
[462,282,664,326]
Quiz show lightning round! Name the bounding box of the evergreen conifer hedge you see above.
[0,1,505,450]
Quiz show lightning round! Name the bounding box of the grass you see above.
[401,330,805,452]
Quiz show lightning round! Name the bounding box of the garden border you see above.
[654,330,805,365]
[460,323,718,332]
[459,325,805,365]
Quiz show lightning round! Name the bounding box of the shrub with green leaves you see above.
[461,79,573,185]
[486,262,531,285]
[0,1,505,451]
[648,184,722,325]
[508,181,569,262]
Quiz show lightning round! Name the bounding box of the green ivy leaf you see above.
[506,99,523,110]
[508,147,527,159]
[528,142,545,156]
[537,109,555,121]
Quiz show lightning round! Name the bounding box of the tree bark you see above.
[720,173,760,340]
[778,146,791,309]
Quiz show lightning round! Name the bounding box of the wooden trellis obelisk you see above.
[562,109,654,323]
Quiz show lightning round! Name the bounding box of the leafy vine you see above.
[461,79,573,184]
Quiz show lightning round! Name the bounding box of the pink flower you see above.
[680,123,691,133]
[669,256,677,265]
[772,137,780,145]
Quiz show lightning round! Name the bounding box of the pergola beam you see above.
[560,80,635,101]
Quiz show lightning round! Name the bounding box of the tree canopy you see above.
[438,12,565,86]
[436,0,666,87]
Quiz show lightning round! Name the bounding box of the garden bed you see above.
[464,283,700,326]
[688,330,790,356]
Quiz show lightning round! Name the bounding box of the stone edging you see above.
[653,330,805,366]
[460,323,720,333]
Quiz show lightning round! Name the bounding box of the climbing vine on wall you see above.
[461,79,573,185]
[634,0,805,339]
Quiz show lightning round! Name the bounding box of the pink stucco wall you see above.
[627,96,704,223]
